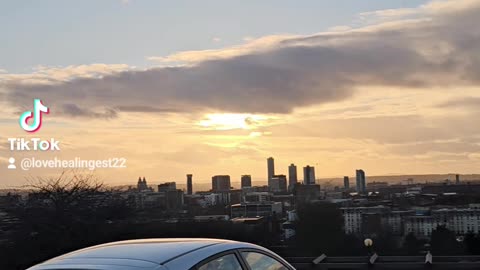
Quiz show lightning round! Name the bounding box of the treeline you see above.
[288,202,480,257]
[0,173,277,270]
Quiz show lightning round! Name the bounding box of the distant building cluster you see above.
[109,156,336,241]
[338,174,480,239]
[4,154,476,247]
[343,204,480,238]
[124,156,366,226]
[128,177,184,210]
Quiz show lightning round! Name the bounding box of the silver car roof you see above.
[27,238,271,270]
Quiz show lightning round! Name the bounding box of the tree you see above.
[373,232,398,255]
[294,202,344,255]
[2,171,132,270]
[430,226,462,255]
[465,233,480,255]
[403,233,421,255]
[27,171,103,209]
[341,234,365,256]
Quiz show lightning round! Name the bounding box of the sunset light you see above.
[197,113,271,130]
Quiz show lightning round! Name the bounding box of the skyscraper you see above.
[271,174,288,192]
[277,175,288,192]
[241,175,252,188]
[303,165,316,185]
[356,169,366,194]
[186,174,193,195]
[344,176,350,190]
[267,157,275,189]
[212,175,231,192]
[288,163,298,189]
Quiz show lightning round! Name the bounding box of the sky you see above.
[1,0,480,188]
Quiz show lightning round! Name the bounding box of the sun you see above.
[197,113,269,130]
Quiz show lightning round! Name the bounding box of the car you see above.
[26,238,295,270]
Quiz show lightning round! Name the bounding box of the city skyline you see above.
[4,1,480,268]
[2,0,480,188]
[1,153,477,188]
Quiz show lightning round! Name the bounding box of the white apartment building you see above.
[343,205,480,238]
[342,206,388,234]
[404,216,436,237]
[385,210,414,235]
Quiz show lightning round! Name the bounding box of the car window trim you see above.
[190,249,246,270]
[162,243,220,265]
[237,248,293,270]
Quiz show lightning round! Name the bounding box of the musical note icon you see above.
[19,99,49,133]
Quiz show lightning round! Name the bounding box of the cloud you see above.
[267,109,480,145]
[0,64,130,85]
[357,0,479,24]
[115,105,183,113]
[61,103,118,119]
[437,97,480,110]
[388,140,480,156]
[327,25,353,32]
[2,0,480,117]
[146,34,295,64]
[357,8,421,25]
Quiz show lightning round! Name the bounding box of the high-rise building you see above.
[303,165,316,185]
[271,174,287,192]
[288,164,298,188]
[344,176,350,190]
[278,175,287,192]
[356,169,366,194]
[158,182,177,192]
[212,175,231,192]
[267,157,275,188]
[186,174,193,195]
[294,183,321,204]
[165,189,184,210]
[241,175,252,188]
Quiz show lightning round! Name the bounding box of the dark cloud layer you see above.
[61,103,117,119]
[2,0,480,117]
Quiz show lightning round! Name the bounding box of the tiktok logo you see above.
[19,99,49,133]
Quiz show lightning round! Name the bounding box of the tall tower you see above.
[186,174,193,195]
[267,157,275,188]
[137,177,142,190]
[303,165,316,185]
[288,163,298,189]
[344,176,350,190]
[241,175,252,188]
[356,170,366,194]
